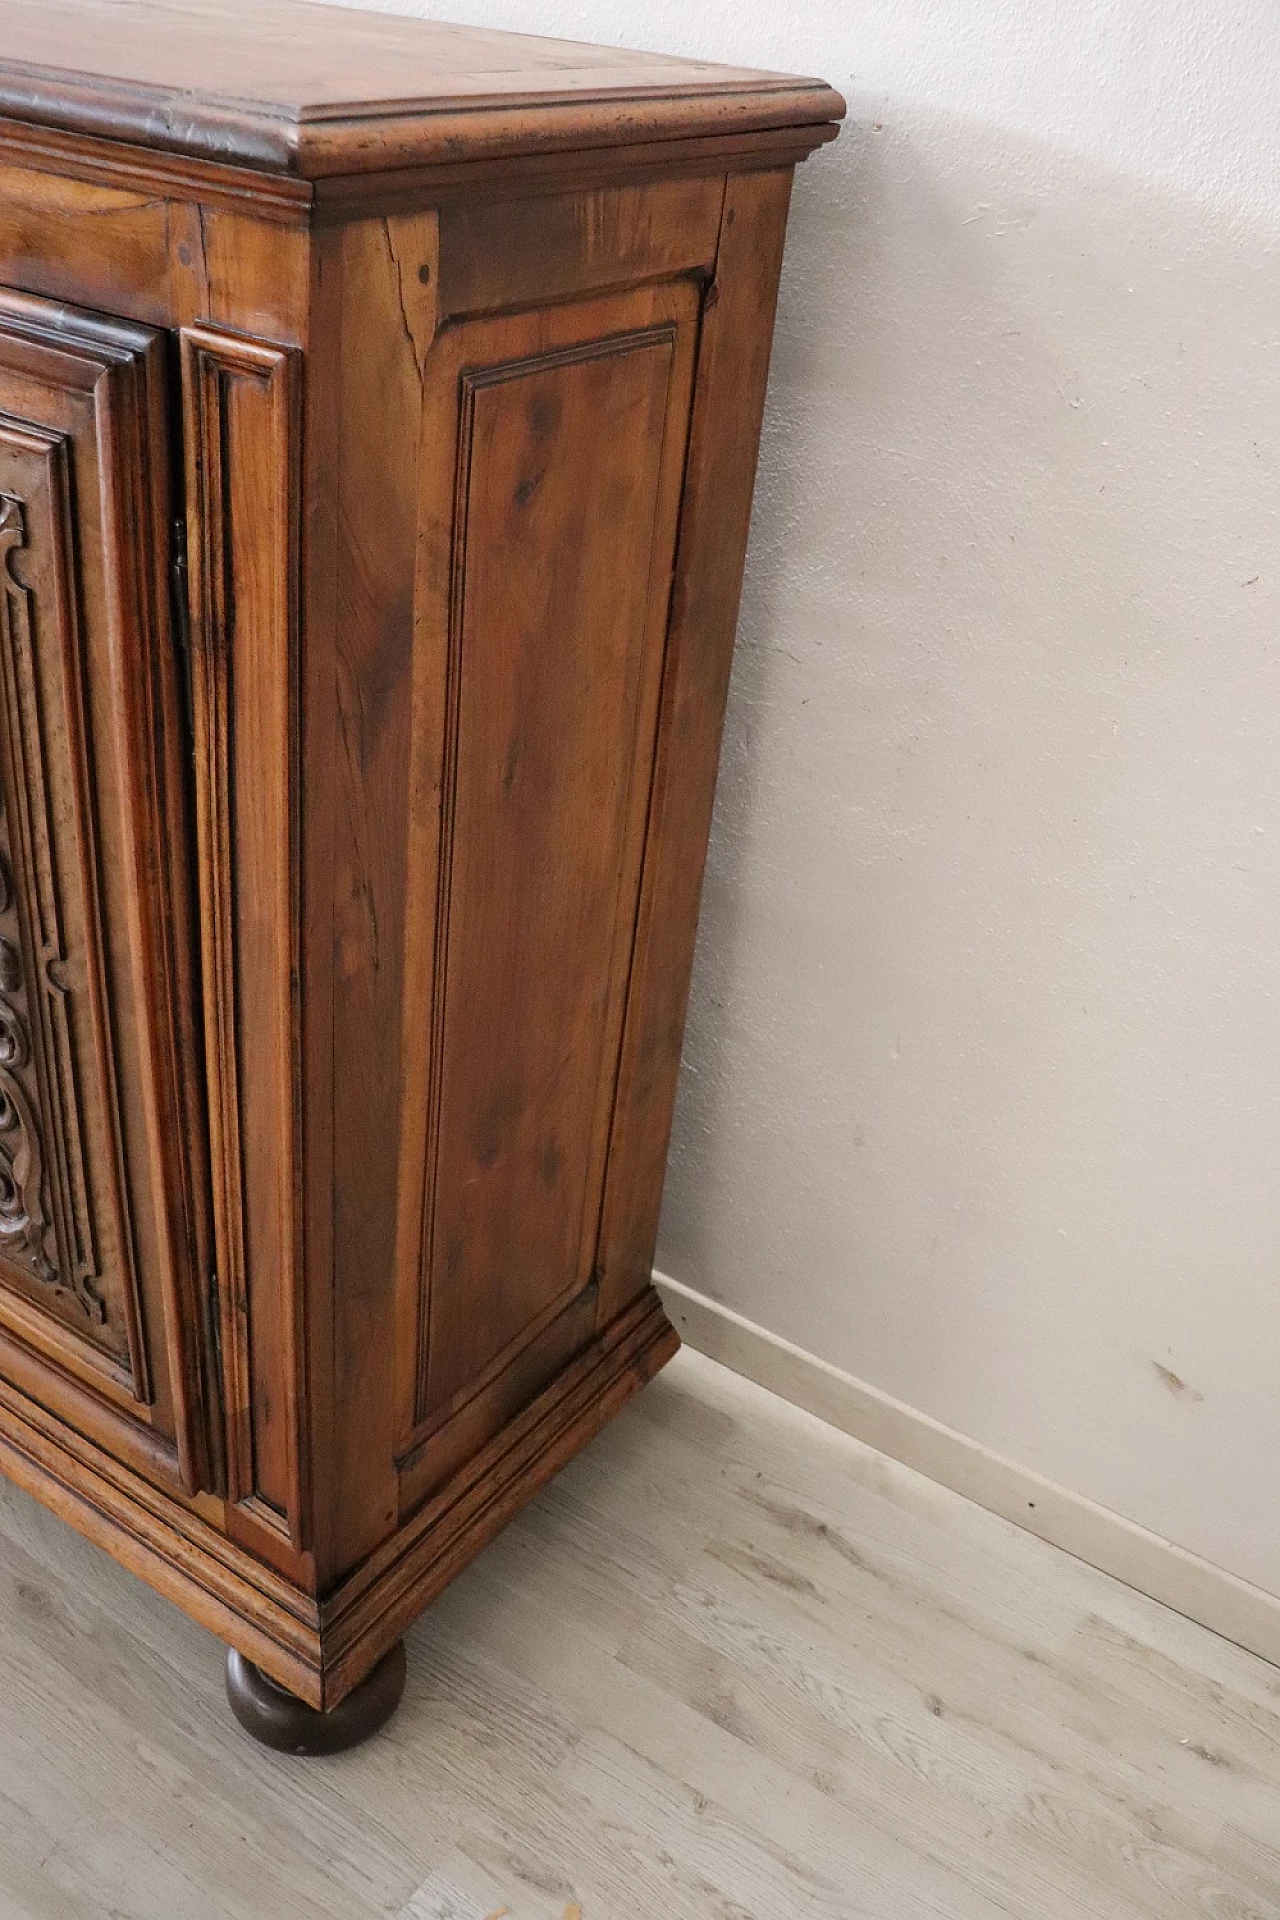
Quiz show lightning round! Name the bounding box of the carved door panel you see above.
[0,288,215,1494]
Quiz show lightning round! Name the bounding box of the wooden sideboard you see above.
[0,0,842,1748]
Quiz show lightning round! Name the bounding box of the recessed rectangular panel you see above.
[0,428,137,1366]
[421,330,678,1414]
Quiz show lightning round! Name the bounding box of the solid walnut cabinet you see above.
[0,0,841,1741]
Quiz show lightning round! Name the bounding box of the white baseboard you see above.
[654,1270,1280,1672]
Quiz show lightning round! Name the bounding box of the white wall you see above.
[335,0,1280,1600]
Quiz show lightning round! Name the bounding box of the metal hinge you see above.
[170,513,194,742]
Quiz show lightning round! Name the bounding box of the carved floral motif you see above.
[0,840,56,1284]
[0,493,105,1322]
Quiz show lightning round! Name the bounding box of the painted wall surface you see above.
[334,0,1280,1598]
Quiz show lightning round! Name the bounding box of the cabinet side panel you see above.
[420,327,679,1415]
[596,167,795,1322]
[181,324,306,1547]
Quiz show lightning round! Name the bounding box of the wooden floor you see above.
[2,1348,1280,1919]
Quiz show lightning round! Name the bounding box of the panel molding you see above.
[0,432,149,1397]
[329,1286,678,1707]
[0,1282,678,1713]
[0,491,99,1317]
[0,287,230,1496]
[406,315,694,1435]
[0,1361,324,1699]
[181,321,306,1545]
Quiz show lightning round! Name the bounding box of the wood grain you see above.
[0,1346,1277,1917]
[0,0,843,178]
[0,9,839,1730]
[419,317,691,1416]
[181,323,306,1545]
[0,290,214,1493]
[0,1279,676,1711]
[0,161,171,317]
[596,167,797,1328]
[313,211,431,1588]
[435,175,723,317]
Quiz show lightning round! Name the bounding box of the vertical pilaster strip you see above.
[181,323,307,1548]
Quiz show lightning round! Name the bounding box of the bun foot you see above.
[225,1641,407,1754]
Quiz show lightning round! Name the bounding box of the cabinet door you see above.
[0,289,215,1493]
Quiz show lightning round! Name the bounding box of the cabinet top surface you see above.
[0,0,844,179]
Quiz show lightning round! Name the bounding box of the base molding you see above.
[0,1286,678,1710]
[320,1286,678,1705]
[0,1372,324,1696]
[654,1271,1280,1673]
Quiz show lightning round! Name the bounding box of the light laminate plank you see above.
[0,1346,1277,1918]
